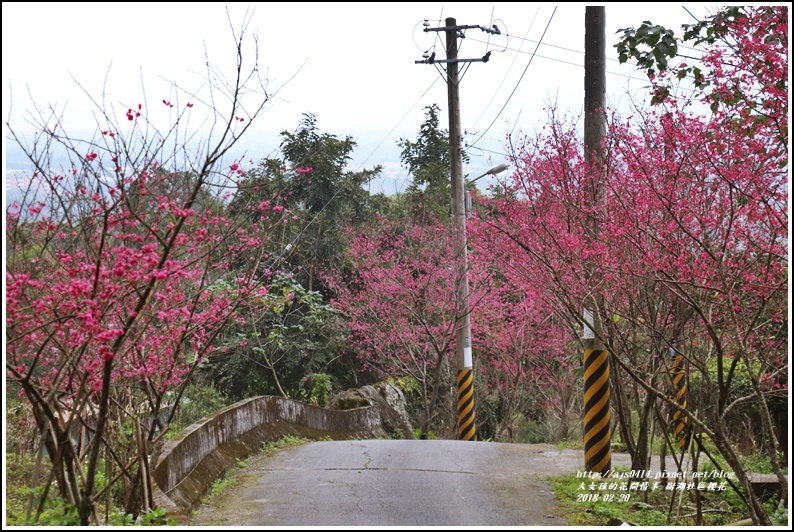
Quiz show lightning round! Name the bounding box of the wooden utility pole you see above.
[416,17,495,441]
[582,6,612,474]
[446,17,476,441]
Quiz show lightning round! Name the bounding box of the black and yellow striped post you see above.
[583,343,612,473]
[582,6,610,474]
[457,367,476,440]
[670,343,689,450]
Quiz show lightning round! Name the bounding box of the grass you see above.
[5,452,39,526]
[260,434,310,453]
[198,435,311,506]
[740,450,787,475]
[547,465,763,526]
[201,475,239,505]
[556,438,584,450]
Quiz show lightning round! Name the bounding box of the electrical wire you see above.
[500,33,624,63]
[434,8,446,60]
[501,24,704,56]
[356,77,440,174]
[250,75,444,271]
[412,18,440,68]
[472,145,510,158]
[485,6,494,54]
[412,19,426,53]
[469,5,540,133]
[491,19,509,53]
[683,6,701,23]
[468,7,558,151]
[466,36,655,82]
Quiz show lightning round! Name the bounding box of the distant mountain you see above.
[4,129,415,205]
[6,127,503,203]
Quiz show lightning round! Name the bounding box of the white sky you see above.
[3,2,713,188]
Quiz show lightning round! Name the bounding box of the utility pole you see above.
[445,17,476,442]
[582,6,612,474]
[417,18,495,441]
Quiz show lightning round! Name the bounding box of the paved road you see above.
[187,440,633,527]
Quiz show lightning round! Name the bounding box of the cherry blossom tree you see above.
[329,216,468,436]
[5,14,290,524]
[475,5,786,524]
[467,251,580,442]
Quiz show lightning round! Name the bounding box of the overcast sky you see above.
[3,2,712,191]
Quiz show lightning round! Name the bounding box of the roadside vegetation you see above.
[5,5,786,526]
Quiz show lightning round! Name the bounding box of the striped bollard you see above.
[457,369,476,441]
[670,345,689,450]
[584,347,612,474]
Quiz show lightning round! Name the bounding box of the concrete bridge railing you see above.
[152,395,387,510]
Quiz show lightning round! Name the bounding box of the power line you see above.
[503,33,625,63]
[469,5,541,133]
[500,31,705,60]
[466,36,671,82]
[683,6,701,23]
[281,75,442,255]
[468,144,510,158]
[239,72,443,274]
[357,76,440,174]
[468,7,558,151]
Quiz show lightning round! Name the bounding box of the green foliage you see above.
[201,474,238,505]
[217,113,387,407]
[5,452,40,525]
[614,6,786,114]
[280,113,379,215]
[141,507,176,526]
[556,438,584,450]
[301,372,333,407]
[550,471,667,526]
[388,375,420,395]
[232,113,378,217]
[35,497,82,526]
[552,452,780,526]
[413,429,437,440]
[516,419,547,444]
[229,113,380,290]
[741,450,786,475]
[768,504,788,527]
[5,452,128,526]
[166,379,230,437]
[397,104,469,221]
[695,443,757,516]
[205,272,346,401]
[5,396,38,455]
[107,508,176,526]
[377,428,406,440]
[389,428,405,439]
[194,435,310,510]
[108,512,136,526]
[261,434,309,453]
[615,21,679,79]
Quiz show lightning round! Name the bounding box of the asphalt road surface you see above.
[186,440,633,527]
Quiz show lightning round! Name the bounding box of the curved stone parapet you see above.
[152,396,386,510]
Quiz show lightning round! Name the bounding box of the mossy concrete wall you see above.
[152,396,386,510]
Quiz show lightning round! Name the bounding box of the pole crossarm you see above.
[414,55,491,65]
[423,24,482,32]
